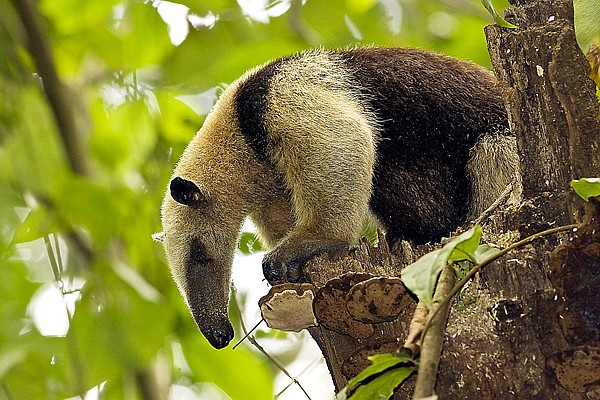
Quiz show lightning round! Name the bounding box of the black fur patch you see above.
[235,58,287,162]
[185,238,233,349]
[337,48,509,243]
[188,237,211,266]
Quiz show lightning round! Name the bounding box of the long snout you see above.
[185,275,234,348]
[182,239,235,349]
[161,197,238,349]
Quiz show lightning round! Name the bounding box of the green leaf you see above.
[0,188,23,249]
[0,88,67,193]
[155,91,203,145]
[347,365,416,400]
[10,207,57,245]
[570,178,600,201]
[401,227,482,307]
[481,0,517,28]
[400,248,443,308]
[0,261,39,341]
[361,217,379,246]
[448,227,483,262]
[90,99,157,178]
[452,260,473,280]
[452,243,501,280]
[472,244,501,264]
[238,232,264,254]
[68,265,170,389]
[344,352,414,394]
[50,175,130,245]
[39,0,121,37]
[0,334,71,399]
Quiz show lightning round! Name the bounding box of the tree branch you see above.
[412,266,455,399]
[11,0,91,177]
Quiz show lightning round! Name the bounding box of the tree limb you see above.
[412,266,455,399]
[11,0,91,177]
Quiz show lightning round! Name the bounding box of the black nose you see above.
[203,324,234,349]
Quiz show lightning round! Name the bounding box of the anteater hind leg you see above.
[260,69,377,284]
[467,131,520,219]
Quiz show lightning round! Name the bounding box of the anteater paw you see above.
[262,238,350,285]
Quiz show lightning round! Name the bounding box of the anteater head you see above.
[161,175,237,349]
[159,63,282,348]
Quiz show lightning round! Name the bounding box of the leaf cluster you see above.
[401,226,499,308]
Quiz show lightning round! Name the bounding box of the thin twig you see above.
[232,289,312,399]
[44,234,86,397]
[53,233,63,272]
[274,357,322,399]
[44,234,62,284]
[245,333,313,400]
[412,266,455,399]
[62,289,82,295]
[421,223,579,343]
[232,318,265,350]
[471,181,514,227]
[411,223,578,398]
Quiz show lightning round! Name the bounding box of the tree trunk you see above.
[296,0,600,398]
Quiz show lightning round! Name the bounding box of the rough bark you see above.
[304,238,423,396]
[485,0,600,219]
[298,0,600,398]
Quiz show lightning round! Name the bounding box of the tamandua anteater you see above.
[160,47,519,349]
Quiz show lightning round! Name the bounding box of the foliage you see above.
[480,0,516,28]
[336,352,416,400]
[574,0,600,52]
[239,232,264,255]
[571,177,600,201]
[401,226,500,308]
[0,0,509,398]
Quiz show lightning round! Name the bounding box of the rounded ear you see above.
[169,177,206,207]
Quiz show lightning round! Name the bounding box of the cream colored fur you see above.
[467,133,521,218]
[262,51,378,244]
[161,51,379,337]
[162,49,519,309]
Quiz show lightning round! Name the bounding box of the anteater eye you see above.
[170,177,206,207]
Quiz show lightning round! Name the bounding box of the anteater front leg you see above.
[260,83,377,284]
